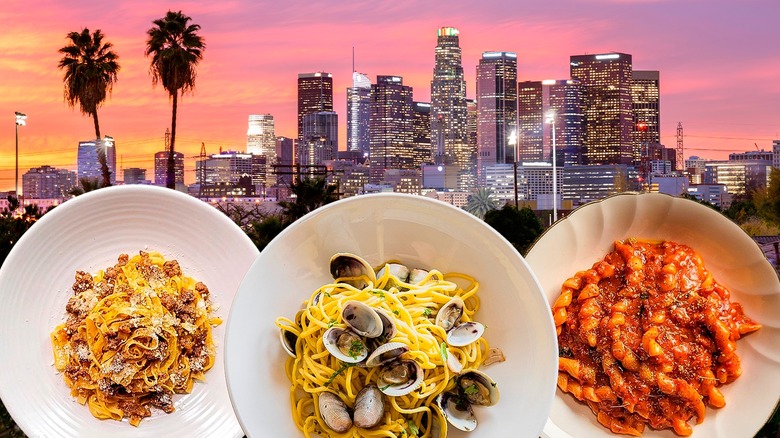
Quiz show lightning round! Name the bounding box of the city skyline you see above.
[1,0,778,190]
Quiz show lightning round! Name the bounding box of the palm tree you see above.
[68,177,102,197]
[278,177,339,223]
[464,187,500,220]
[58,28,120,188]
[145,10,205,190]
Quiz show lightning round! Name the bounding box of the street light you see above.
[14,111,27,199]
[508,129,518,207]
[545,109,557,222]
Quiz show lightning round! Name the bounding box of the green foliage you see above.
[58,28,120,187]
[278,177,339,223]
[68,177,103,197]
[484,205,543,256]
[464,187,500,220]
[245,215,286,252]
[0,198,44,265]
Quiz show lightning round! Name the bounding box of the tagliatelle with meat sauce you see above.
[552,239,761,436]
[50,251,220,426]
[275,259,500,438]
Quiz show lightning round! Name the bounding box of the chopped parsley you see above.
[379,384,391,391]
[439,342,448,363]
[324,363,356,387]
[392,310,400,316]
[327,319,336,328]
[371,290,386,299]
[407,420,420,435]
[422,308,432,317]
[464,384,479,395]
[348,341,365,359]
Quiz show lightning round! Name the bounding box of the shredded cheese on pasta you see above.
[51,251,220,426]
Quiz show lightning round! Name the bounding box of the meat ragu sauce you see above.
[552,239,761,436]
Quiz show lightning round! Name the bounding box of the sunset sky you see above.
[1,0,778,190]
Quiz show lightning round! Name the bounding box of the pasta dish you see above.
[50,251,221,426]
[275,253,504,437]
[552,239,761,436]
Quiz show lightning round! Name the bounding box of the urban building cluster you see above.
[11,27,780,213]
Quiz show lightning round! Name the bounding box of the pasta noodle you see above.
[276,257,500,437]
[50,251,221,426]
[552,239,761,436]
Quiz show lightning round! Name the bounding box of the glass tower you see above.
[369,75,414,184]
[297,72,333,140]
[631,70,661,166]
[476,51,518,184]
[347,72,372,158]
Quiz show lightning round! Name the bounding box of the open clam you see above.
[376,263,410,285]
[458,369,500,407]
[323,327,369,363]
[342,301,383,338]
[330,253,376,289]
[436,391,476,432]
[446,321,485,347]
[376,359,423,397]
[435,297,465,332]
[279,328,297,358]
[366,342,408,367]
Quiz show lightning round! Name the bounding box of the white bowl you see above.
[0,185,259,438]
[224,193,559,438]
[525,192,780,438]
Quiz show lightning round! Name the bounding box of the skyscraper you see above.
[570,53,634,165]
[347,72,372,158]
[631,70,661,165]
[412,102,432,164]
[154,151,184,187]
[369,75,414,184]
[299,111,338,168]
[77,139,116,184]
[476,51,518,183]
[297,72,333,140]
[517,80,583,166]
[431,27,471,190]
[247,114,276,187]
[276,136,294,186]
[22,165,76,198]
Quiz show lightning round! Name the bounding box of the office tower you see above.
[517,80,583,166]
[195,150,265,197]
[412,102,432,166]
[369,76,414,184]
[631,70,661,165]
[347,72,372,158]
[154,151,184,187]
[77,139,116,184]
[465,98,478,189]
[22,165,76,198]
[476,51,518,183]
[299,112,338,168]
[123,168,147,184]
[247,114,277,187]
[570,53,634,165]
[430,27,470,190]
[773,140,780,169]
[276,136,294,186]
[297,72,333,140]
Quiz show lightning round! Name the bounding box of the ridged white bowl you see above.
[0,185,258,438]
[225,193,559,438]
[526,192,780,438]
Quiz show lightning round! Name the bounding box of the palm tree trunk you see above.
[92,110,112,187]
[167,91,178,190]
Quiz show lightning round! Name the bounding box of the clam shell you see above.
[436,391,476,432]
[330,253,376,288]
[408,268,430,285]
[279,328,297,358]
[458,369,500,407]
[323,327,368,363]
[365,342,409,367]
[353,385,384,429]
[376,263,410,283]
[318,391,353,433]
[435,297,464,331]
[342,301,383,338]
[446,321,485,347]
[377,360,423,397]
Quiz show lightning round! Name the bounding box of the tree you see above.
[58,28,120,188]
[278,177,339,223]
[146,10,205,189]
[484,205,544,256]
[68,177,103,197]
[246,215,286,252]
[464,187,500,220]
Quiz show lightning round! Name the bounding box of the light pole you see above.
[14,112,27,199]
[545,109,557,222]
[508,129,518,207]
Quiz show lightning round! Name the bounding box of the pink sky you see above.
[1,0,778,189]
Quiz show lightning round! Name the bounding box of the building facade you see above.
[154,151,184,187]
[347,72,372,158]
[77,139,117,184]
[570,53,634,165]
[297,72,333,140]
[430,27,471,190]
[369,76,414,184]
[22,165,76,198]
[123,168,148,185]
[476,51,518,183]
[412,102,432,162]
[299,112,338,169]
[563,164,640,206]
[631,70,661,166]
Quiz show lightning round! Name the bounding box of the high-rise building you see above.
[517,80,583,166]
[154,151,184,187]
[297,72,333,140]
[773,140,780,169]
[632,70,661,166]
[276,136,294,186]
[412,102,432,163]
[431,27,471,190]
[247,114,277,187]
[299,111,338,168]
[570,53,634,165]
[476,51,518,183]
[77,139,117,184]
[369,75,414,184]
[347,72,372,158]
[22,165,76,198]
